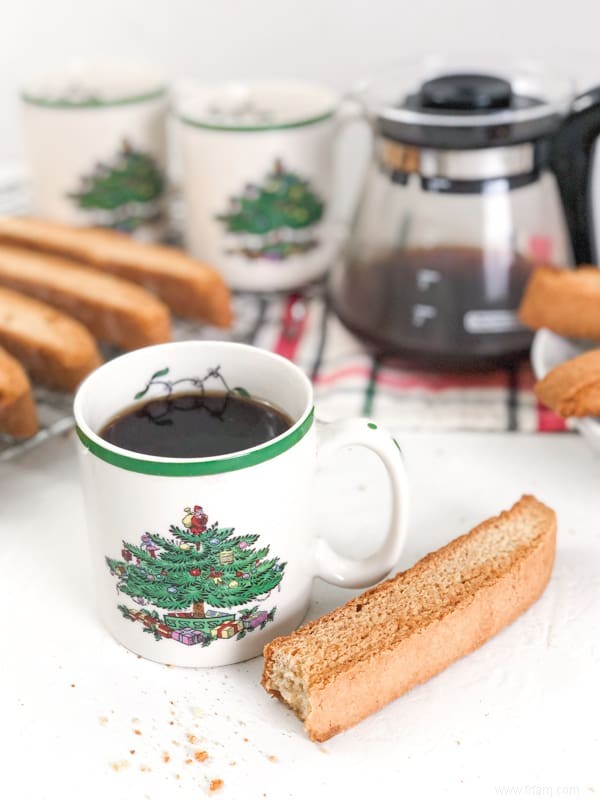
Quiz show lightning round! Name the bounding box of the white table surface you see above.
[1,429,599,800]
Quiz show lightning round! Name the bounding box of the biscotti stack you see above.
[0,216,232,438]
[263,495,556,741]
[519,266,600,418]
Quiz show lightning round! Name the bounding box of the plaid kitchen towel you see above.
[225,289,567,433]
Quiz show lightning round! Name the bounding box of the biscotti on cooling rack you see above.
[262,495,556,742]
[0,244,171,350]
[0,286,102,391]
[0,217,232,327]
[0,345,38,437]
[519,266,600,340]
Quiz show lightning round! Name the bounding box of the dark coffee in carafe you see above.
[333,246,535,369]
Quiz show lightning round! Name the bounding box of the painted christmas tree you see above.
[106,505,285,646]
[217,159,325,260]
[69,139,165,232]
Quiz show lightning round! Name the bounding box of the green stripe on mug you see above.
[76,407,315,476]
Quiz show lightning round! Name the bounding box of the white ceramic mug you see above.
[73,341,409,667]
[175,81,347,291]
[21,62,168,241]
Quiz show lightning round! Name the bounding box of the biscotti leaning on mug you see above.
[262,495,556,742]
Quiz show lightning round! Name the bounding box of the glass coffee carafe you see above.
[331,58,600,369]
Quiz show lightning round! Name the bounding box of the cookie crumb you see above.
[267,755,277,763]
[133,729,142,736]
[129,750,136,755]
[209,779,224,793]
[139,764,152,773]
[110,760,130,772]
[98,716,109,726]
[194,750,208,762]
[186,732,198,745]
[162,752,170,763]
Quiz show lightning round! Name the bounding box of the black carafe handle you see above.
[551,87,600,264]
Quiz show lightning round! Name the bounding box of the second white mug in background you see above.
[175,81,349,291]
[21,62,168,241]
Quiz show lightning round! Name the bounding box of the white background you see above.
[1,0,600,161]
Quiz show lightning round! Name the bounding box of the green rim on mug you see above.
[76,407,315,476]
[177,109,335,132]
[21,86,167,109]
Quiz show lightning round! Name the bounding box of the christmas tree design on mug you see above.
[69,139,165,232]
[217,159,324,261]
[106,505,285,646]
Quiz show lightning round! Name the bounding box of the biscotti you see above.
[519,266,600,340]
[262,495,556,742]
[0,286,102,391]
[0,346,38,437]
[0,217,232,328]
[535,348,600,417]
[0,244,171,350]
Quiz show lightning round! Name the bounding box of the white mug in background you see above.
[174,81,352,291]
[21,62,168,241]
[73,340,409,668]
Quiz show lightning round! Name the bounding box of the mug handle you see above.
[314,418,409,588]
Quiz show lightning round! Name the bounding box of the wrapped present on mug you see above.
[214,620,243,639]
[155,622,174,639]
[172,627,207,646]
[219,549,234,565]
[205,609,234,619]
[242,610,269,630]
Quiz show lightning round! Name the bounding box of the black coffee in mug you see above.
[99,391,293,458]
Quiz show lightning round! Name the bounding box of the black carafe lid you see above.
[420,74,513,111]
[374,64,572,149]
